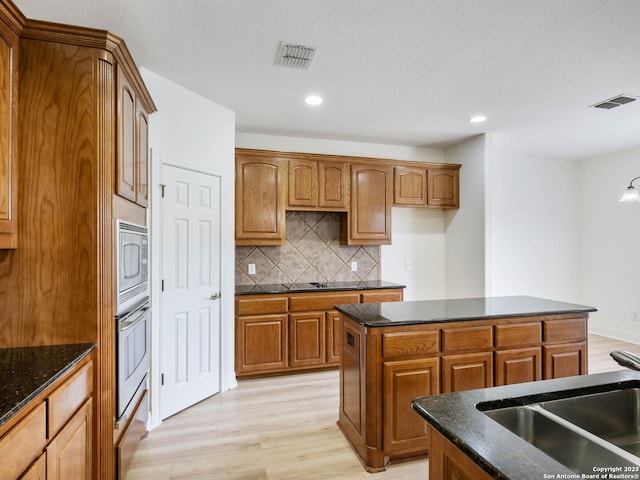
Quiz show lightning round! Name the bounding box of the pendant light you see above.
[620,176,640,202]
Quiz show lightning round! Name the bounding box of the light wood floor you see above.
[127,334,639,480]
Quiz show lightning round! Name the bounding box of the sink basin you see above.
[484,404,639,473]
[541,388,640,457]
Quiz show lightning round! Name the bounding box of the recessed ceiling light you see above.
[305,95,323,106]
[470,115,487,123]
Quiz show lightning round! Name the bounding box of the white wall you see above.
[444,135,487,298]
[487,137,580,303]
[142,68,236,428]
[578,147,640,342]
[235,132,447,301]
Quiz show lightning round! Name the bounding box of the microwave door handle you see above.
[120,308,149,332]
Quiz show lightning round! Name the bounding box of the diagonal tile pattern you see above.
[235,212,380,286]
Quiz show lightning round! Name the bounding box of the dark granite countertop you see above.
[0,343,95,428]
[412,370,640,479]
[235,280,405,295]
[334,295,596,327]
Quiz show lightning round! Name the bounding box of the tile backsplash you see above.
[235,212,380,285]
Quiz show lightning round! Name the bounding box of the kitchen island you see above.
[334,295,596,472]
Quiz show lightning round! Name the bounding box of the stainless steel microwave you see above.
[116,220,149,316]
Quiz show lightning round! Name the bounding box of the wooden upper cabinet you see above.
[287,157,317,208]
[287,157,348,210]
[136,107,149,207]
[235,152,286,245]
[394,166,427,206]
[117,71,136,203]
[343,164,392,245]
[116,69,151,208]
[0,12,19,249]
[427,167,459,208]
[318,161,349,209]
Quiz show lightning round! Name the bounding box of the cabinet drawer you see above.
[382,331,439,359]
[236,296,288,315]
[441,325,493,352]
[289,293,360,312]
[543,317,586,344]
[494,322,541,348]
[360,289,403,303]
[0,402,47,479]
[47,361,93,439]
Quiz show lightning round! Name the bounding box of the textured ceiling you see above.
[13,0,640,159]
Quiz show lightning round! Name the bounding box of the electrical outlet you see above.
[405,261,412,271]
[632,312,640,322]
[248,263,256,275]
[350,261,357,272]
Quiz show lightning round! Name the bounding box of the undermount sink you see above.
[480,387,640,474]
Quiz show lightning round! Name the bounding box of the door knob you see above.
[210,292,221,300]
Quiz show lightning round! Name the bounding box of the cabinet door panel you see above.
[495,347,542,386]
[347,165,392,244]
[427,168,459,208]
[543,342,586,379]
[46,398,92,480]
[235,156,285,245]
[289,312,325,367]
[442,352,493,393]
[318,161,348,209]
[326,311,342,365]
[0,18,18,248]
[236,314,287,374]
[288,158,317,207]
[117,72,136,202]
[394,166,427,206]
[136,106,149,207]
[383,358,439,454]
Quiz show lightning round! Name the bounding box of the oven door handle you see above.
[120,307,150,332]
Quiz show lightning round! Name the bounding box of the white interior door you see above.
[160,163,221,419]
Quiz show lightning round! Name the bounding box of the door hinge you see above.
[160,184,166,198]
[161,373,164,386]
[161,279,165,292]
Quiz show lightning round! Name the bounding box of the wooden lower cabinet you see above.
[427,424,493,480]
[338,314,589,472]
[21,454,47,480]
[382,358,439,454]
[289,312,325,367]
[237,314,288,374]
[326,311,342,365]
[494,347,542,386]
[46,398,92,480]
[543,341,587,379]
[235,288,403,377]
[0,357,93,480]
[441,352,493,393]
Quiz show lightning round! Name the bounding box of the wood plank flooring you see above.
[127,334,639,479]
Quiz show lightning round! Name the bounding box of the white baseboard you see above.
[589,325,640,345]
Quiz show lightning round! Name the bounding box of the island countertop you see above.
[412,369,640,479]
[334,295,596,327]
[0,343,95,429]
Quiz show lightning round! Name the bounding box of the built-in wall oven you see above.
[115,220,150,419]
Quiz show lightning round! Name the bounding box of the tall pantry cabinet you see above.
[0,1,156,477]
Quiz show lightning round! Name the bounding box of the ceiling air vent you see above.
[591,94,638,110]
[275,42,317,69]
